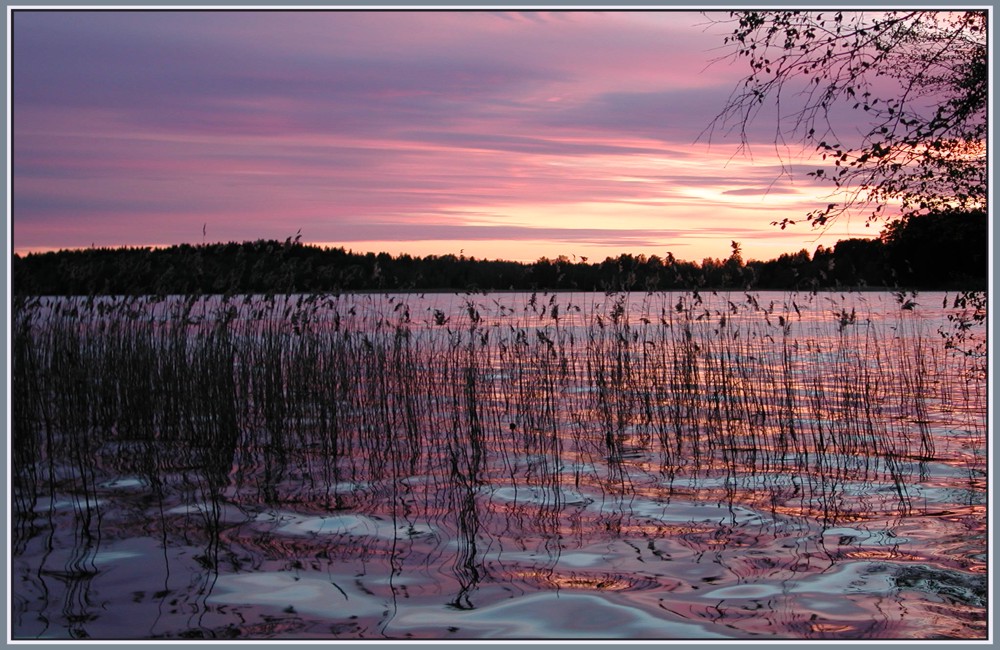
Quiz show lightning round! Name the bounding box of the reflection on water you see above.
[11,291,987,639]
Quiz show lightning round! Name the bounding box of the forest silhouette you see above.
[13,209,985,295]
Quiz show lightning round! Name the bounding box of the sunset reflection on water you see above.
[11,291,987,640]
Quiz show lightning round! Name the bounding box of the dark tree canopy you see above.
[13,219,986,297]
[880,209,988,287]
[708,10,987,229]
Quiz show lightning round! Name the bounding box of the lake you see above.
[10,290,988,640]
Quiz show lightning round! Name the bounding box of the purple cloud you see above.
[11,9,871,263]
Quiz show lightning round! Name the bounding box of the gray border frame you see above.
[3,3,993,649]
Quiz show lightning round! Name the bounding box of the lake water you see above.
[10,290,988,640]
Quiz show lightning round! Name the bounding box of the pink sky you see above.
[12,10,888,263]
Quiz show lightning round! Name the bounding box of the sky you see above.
[11,9,890,264]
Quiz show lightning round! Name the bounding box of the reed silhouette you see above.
[11,290,986,640]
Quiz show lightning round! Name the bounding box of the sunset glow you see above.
[12,9,885,263]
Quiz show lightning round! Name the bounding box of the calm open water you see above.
[10,291,988,639]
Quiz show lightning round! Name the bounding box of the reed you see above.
[11,290,985,538]
[11,288,989,641]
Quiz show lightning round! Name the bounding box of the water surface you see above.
[11,290,987,639]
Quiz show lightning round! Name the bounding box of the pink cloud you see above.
[12,10,879,263]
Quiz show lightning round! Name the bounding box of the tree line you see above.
[12,209,986,296]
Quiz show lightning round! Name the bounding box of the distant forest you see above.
[13,210,987,295]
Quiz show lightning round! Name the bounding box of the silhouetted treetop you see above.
[708,10,986,228]
[12,212,986,296]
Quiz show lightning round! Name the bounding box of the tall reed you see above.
[12,290,985,540]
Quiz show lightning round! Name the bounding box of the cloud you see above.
[534,89,693,144]
[11,9,862,263]
[319,221,693,246]
[14,11,567,140]
[395,130,674,158]
[721,186,802,196]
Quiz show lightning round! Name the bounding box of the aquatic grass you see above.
[11,290,986,539]
[10,289,988,640]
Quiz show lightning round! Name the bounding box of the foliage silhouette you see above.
[707,10,986,229]
[13,210,985,296]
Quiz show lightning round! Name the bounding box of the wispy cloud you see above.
[12,10,873,262]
